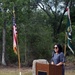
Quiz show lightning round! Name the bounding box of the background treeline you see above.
[0,0,75,66]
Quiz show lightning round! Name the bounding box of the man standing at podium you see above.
[50,44,65,75]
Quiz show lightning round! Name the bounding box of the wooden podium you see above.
[36,63,62,75]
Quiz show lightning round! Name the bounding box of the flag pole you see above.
[64,32,67,56]
[17,39,21,75]
[13,5,21,75]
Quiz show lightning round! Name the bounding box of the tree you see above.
[0,0,75,66]
[0,0,15,65]
[0,3,6,65]
[31,0,73,42]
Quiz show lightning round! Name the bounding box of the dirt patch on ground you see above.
[65,62,75,70]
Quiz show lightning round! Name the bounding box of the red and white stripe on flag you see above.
[13,24,17,54]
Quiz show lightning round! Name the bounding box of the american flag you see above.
[13,9,17,54]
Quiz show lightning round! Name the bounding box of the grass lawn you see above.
[65,70,75,75]
[0,68,75,75]
[0,67,32,75]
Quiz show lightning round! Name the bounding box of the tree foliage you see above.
[0,0,75,66]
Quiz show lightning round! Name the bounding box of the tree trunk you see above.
[2,11,6,65]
